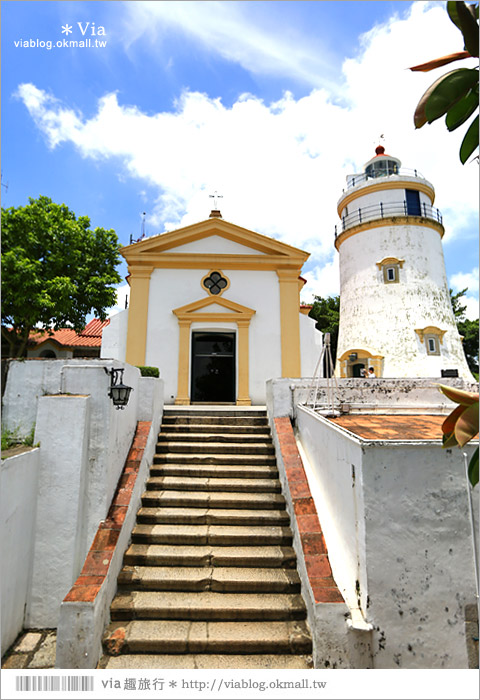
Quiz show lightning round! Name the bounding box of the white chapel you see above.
[101,210,320,405]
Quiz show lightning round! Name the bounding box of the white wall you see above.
[144,267,283,404]
[361,442,477,669]
[2,359,141,556]
[0,449,40,655]
[296,406,368,613]
[1,360,165,638]
[26,395,91,628]
[300,313,322,378]
[296,405,478,668]
[101,309,128,362]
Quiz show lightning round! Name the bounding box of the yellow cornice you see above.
[126,253,305,271]
[334,216,445,250]
[415,327,447,344]
[376,257,405,270]
[173,295,256,322]
[338,349,384,362]
[121,217,310,262]
[337,180,435,216]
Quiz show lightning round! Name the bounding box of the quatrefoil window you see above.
[202,271,229,296]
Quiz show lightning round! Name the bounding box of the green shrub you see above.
[136,366,160,378]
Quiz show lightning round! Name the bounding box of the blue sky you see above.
[2,0,478,317]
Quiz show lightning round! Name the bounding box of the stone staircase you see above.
[100,407,313,669]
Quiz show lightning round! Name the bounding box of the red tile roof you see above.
[29,319,110,349]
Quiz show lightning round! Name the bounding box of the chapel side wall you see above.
[101,309,128,362]
[0,449,40,655]
[361,443,478,669]
[299,313,322,378]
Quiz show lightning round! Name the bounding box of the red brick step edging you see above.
[274,417,344,604]
[63,421,152,604]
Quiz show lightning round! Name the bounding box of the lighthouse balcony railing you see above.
[345,167,425,190]
[335,200,443,238]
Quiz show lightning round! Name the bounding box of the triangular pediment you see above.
[121,217,309,263]
[173,295,256,321]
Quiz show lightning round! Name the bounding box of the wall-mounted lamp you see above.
[348,353,358,362]
[104,367,133,409]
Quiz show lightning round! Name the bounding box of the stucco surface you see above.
[336,220,472,380]
[0,449,40,655]
[296,403,478,668]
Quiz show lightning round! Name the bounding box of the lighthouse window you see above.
[426,335,440,356]
[382,263,399,284]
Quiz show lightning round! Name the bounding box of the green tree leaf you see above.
[445,89,479,131]
[1,196,122,357]
[460,114,479,162]
[468,446,479,487]
[424,69,478,124]
[447,1,479,56]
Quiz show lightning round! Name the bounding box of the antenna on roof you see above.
[140,212,146,240]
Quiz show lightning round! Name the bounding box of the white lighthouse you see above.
[334,146,473,380]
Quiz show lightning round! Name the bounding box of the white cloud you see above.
[451,268,479,295]
[450,268,479,320]
[121,0,341,94]
[16,2,478,287]
[104,282,130,318]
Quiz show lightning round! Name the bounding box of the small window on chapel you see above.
[202,270,229,296]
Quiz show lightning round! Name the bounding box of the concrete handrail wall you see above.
[1,360,164,653]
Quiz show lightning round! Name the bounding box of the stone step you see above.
[141,491,284,511]
[158,432,271,443]
[146,476,281,493]
[103,619,311,656]
[110,591,307,621]
[149,464,278,479]
[117,566,301,593]
[162,416,268,426]
[156,441,275,455]
[123,544,297,569]
[131,524,293,546]
[163,408,267,418]
[136,507,290,526]
[102,653,313,669]
[154,453,277,466]
[161,424,271,434]
[141,491,284,510]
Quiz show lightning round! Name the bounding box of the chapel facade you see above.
[101,211,320,404]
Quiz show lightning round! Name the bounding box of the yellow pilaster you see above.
[175,320,191,405]
[236,320,251,405]
[125,267,153,367]
[277,269,302,377]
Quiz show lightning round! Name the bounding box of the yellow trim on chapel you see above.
[122,217,309,401]
[172,296,256,406]
[277,270,302,377]
[125,266,153,366]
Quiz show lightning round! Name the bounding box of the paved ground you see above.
[2,630,56,669]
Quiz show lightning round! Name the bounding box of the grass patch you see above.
[1,425,36,451]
